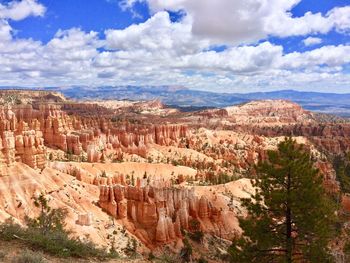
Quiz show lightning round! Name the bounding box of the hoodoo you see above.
[0,90,348,261]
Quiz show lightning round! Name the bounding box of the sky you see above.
[0,0,350,93]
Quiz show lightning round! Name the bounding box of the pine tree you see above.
[229,138,337,263]
[25,193,67,235]
[333,153,350,193]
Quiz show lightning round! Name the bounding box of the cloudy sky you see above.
[0,0,350,93]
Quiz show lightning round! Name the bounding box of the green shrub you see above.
[0,220,113,259]
[101,170,107,178]
[0,250,6,259]
[124,238,138,257]
[189,230,204,243]
[11,249,46,263]
[333,154,350,193]
[148,252,155,260]
[0,219,23,241]
[157,252,180,263]
[0,194,117,260]
[180,238,192,262]
[188,219,204,243]
[197,257,208,263]
[26,194,67,235]
[25,228,109,258]
[66,149,74,161]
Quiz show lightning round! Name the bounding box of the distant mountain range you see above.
[2,86,350,116]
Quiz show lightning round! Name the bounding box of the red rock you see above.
[76,212,93,226]
[342,195,350,214]
[97,181,230,247]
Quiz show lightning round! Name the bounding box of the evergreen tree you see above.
[25,193,67,235]
[229,138,337,263]
[333,153,350,193]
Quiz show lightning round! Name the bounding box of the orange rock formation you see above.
[98,178,235,248]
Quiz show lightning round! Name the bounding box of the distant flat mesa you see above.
[84,99,179,115]
[225,99,315,125]
[0,89,66,104]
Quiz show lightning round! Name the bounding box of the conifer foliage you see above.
[229,138,336,262]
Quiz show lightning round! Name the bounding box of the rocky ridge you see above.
[225,99,314,124]
[0,90,348,260]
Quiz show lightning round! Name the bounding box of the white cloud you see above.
[0,0,45,21]
[128,0,350,45]
[118,0,139,11]
[0,0,349,93]
[0,20,12,41]
[1,21,349,92]
[0,0,46,43]
[176,42,283,73]
[280,45,350,69]
[47,28,101,60]
[105,11,207,55]
[303,37,322,46]
[0,27,101,84]
[147,0,293,44]
[327,6,350,34]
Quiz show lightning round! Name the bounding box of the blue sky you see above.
[0,0,350,93]
[11,0,146,42]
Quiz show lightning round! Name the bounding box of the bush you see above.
[148,252,156,260]
[188,219,204,243]
[26,194,67,235]
[157,252,180,263]
[197,257,208,263]
[333,154,350,193]
[101,170,107,178]
[12,249,46,263]
[189,230,204,243]
[124,238,138,257]
[0,220,112,259]
[0,219,23,241]
[0,194,117,260]
[25,228,109,258]
[0,250,6,259]
[180,238,192,262]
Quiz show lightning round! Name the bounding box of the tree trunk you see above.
[286,171,292,263]
[286,206,292,263]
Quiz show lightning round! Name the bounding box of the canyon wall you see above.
[0,103,190,174]
[232,123,350,155]
[0,106,46,174]
[98,177,237,248]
